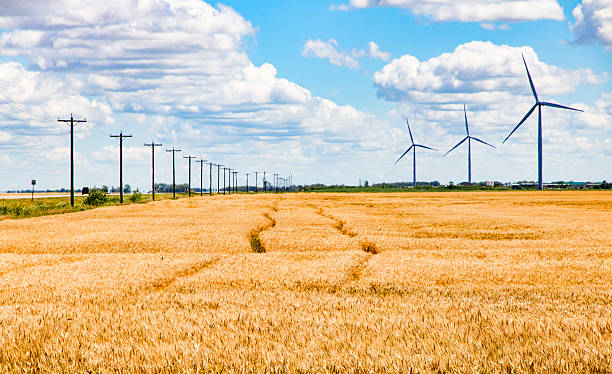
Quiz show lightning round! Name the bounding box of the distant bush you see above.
[84,189,108,206]
[129,191,143,203]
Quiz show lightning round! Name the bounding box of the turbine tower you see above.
[503,53,583,190]
[443,105,495,184]
[394,118,437,187]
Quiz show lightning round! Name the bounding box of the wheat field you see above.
[0,191,610,372]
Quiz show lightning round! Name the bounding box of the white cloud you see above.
[367,41,391,61]
[302,39,390,69]
[372,42,610,184]
[372,41,602,104]
[335,0,565,22]
[302,39,360,69]
[571,0,612,50]
[480,23,511,30]
[0,0,401,190]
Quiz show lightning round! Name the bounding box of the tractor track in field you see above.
[311,205,358,238]
[0,255,87,278]
[309,204,379,284]
[147,257,221,294]
[248,202,279,253]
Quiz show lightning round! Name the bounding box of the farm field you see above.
[0,191,610,372]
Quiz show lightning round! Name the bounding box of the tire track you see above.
[309,204,380,283]
[249,203,278,253]
[0,255,87,278]
[312,206,357,238]
[148,257,220,293]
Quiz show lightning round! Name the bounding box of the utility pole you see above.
[245,173,250,193]
[233,170,237,193]
[254,172,259,193]
[144,141,162,200]
[274,173,278,193]
[58,114,86,206]
[166,148,181,199]
[183,155,196,197]
[263,172,267,194]
[216,164,222,194]
[222,168,227,194]
[110,131,132,203]
[196,159,206,196]
[227,168,232,194]
[206,161,212,196]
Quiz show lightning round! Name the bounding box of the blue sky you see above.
[0,0,610,191]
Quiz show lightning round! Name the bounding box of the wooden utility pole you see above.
[58,114,86,206]
[166,148,181,199]
[110,132,132,203]
[196,159,206,196]
[245,173,250,193]
[183,155,197,197]
[216,164,222,194]
[208,161,213,196]
[144,141,162,200]
[223,167,228,195]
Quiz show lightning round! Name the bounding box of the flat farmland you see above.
[0,191,610,372]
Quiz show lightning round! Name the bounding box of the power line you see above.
[0,92,55,122]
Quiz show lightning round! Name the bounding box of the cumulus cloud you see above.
[0,0,399,189]
[333,0,565,22]
[571,0,612,50]
[302,39,390,69]
[0,61,113,145]
[371,42,610,183]
[372,41,601,104]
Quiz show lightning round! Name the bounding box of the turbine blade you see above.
[540,101,583,112]
[405,118,415,144]
[443,137,468,157]
[464,104,469,136]
[470,136,496,148]
[394,145,414,165]
[415,144,438,151]
[522,53,538,102]
[503,103,537,143]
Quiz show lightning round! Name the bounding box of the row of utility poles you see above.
[59,114,292,206]
[145,146,290,200]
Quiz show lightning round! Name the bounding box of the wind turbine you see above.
[443,105,495,184]
[503,53,583,190]
[394,118,437,187]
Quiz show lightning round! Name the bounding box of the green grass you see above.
[300,186,514,193]
[0,193,179,219]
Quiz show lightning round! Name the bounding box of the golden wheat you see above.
[0,191,610,372]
